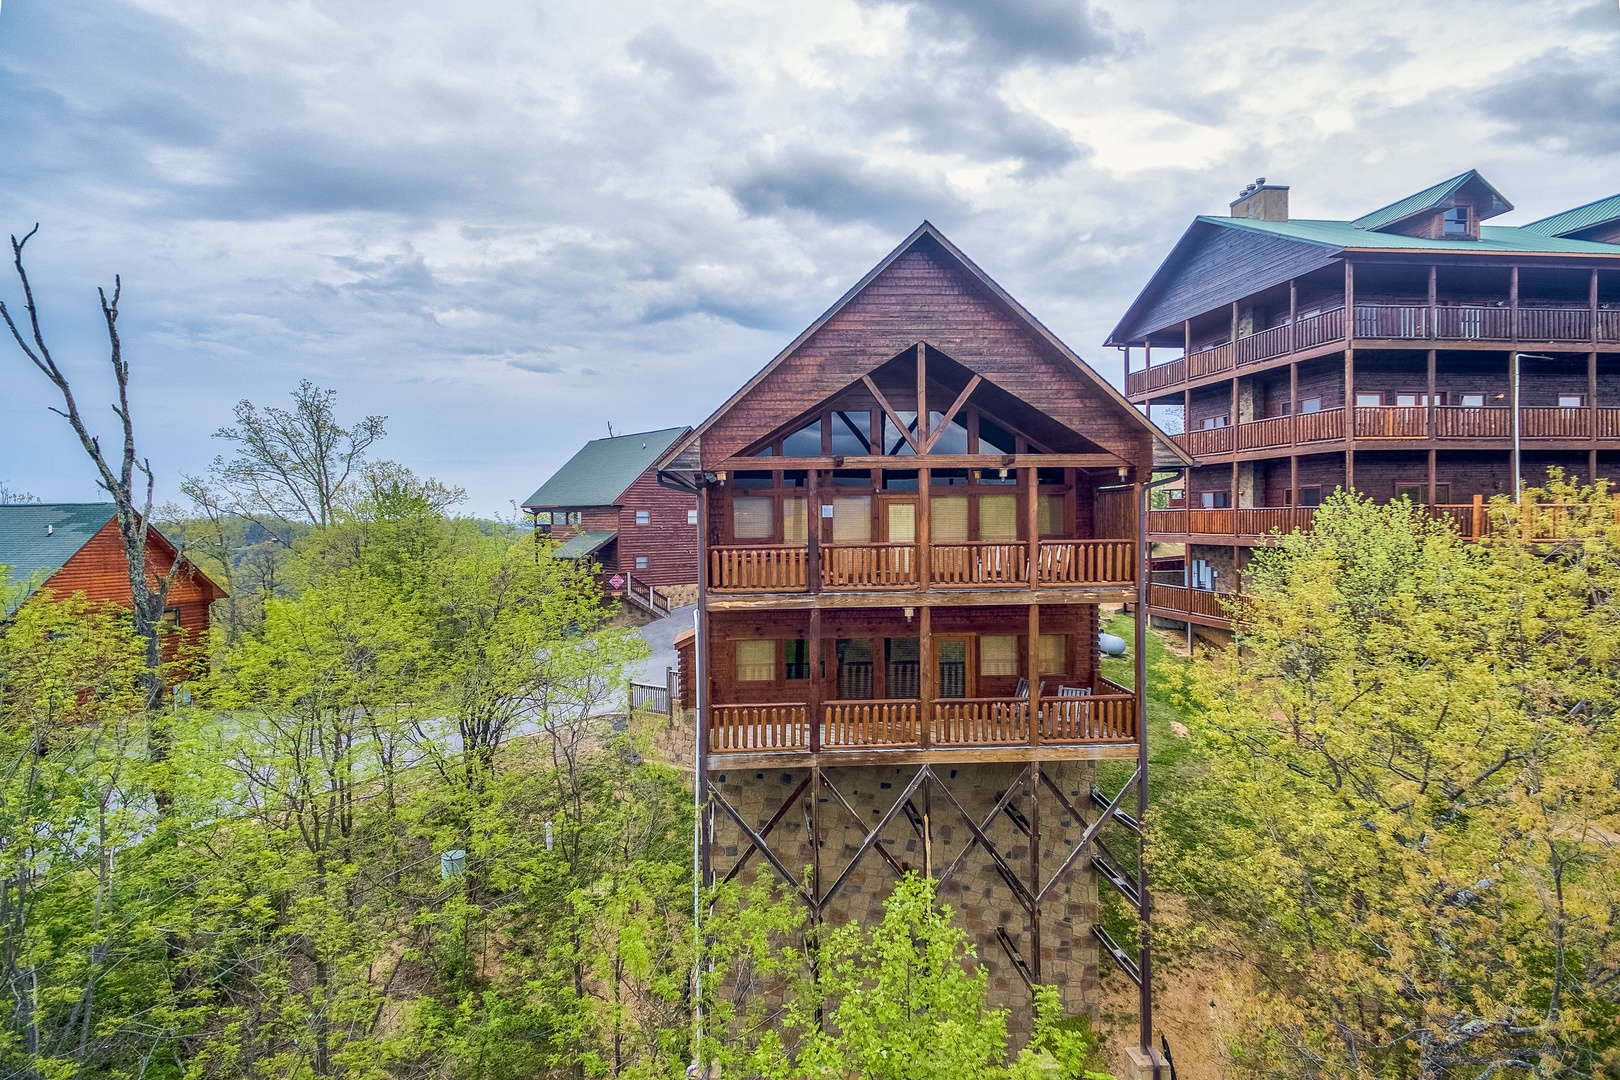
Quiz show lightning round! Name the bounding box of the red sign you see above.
[608,575,625,589]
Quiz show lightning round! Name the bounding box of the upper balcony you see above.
[1168,405,1620,459]
[1126,303,1620,399]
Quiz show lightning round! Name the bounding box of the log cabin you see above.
[520,426,698,614]
[0,502,225,672]
[1112,172,1620,635]
[655,222,1188,1064]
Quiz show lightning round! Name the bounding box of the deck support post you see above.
[1026,466,1040,590]
[696,480,713,887]
[919,605,933,749]
[809,607,822,754]
[1027,603,1041,749]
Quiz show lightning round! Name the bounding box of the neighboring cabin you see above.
[521,427,699,611]
[0,502,226,669]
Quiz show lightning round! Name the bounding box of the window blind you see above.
[980,634,1019,676]
[736,640,775,682]
[978,494,1017,542]
[732,497,774,540]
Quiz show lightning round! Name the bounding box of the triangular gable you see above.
[1353,170,1512,233]
[661,222,1190,471]
[1521,192,1620,240]
[1107,218,1342,346]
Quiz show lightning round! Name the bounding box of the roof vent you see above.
[45,524,53,536]
[1231,178,1289,222]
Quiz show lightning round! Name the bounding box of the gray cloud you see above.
[626,25,731,99]
[724,146,966,230]
[1476,48,1620,155]
[857,0,1117,68]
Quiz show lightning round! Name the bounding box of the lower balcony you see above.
[1172,407,1620,458]
[707,539,1136,594]
[1151,502,1493,543]
[706,677,1138,765]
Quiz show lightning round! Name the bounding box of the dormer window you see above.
[1443,207,1470,238]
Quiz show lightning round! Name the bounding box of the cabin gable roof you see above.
[522,426,691,510]
[661,222,1189,472]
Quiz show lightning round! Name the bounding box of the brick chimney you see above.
[1230,178,1289,222]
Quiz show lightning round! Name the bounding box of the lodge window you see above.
[1038,634,1067,676]
[928,411,971,454]
[687,509,698,525]
[1298,485,1322,507]
[1199,415,1228,430]
[535,511,552,525]
[162,608,182,628]
[883,412,920,455]
[886,638,920,698]
[1443,207,1470,238]
[1458,393,1486,407]
[830,411,873,456]
[782,418,821,457]
[635,556,649,570]
[1037,493,1066,536]
[732,497,775,540]
[635,510,650,525]
[1199,491,1230,509]
[1299,397,1322,414]
[1355,392,1384,407]
[747,401,1043,458]
[1395,393,1444,407]
[736,640,775,682]
[1395,483,1451,505]
[835,639,875,699]
[978,417,1018,455]
[980,635,1019,677]
[785,640,809,681]
[1558,394,1586,408]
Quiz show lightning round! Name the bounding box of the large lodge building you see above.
[1112,171,1620,633]
[657,223,1186,1069]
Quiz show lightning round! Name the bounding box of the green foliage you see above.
[1152,484,1620,1078]
[704,874,1111,1080]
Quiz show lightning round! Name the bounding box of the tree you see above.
[706,875,1111,1080]
[0,227,184,717]
[207,380,387,532]
[1152,485,1620,1078]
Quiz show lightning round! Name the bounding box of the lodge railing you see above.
[1125,309,1347,396]
[706,681,1139,754]
[1148,507,1317,539]
[709,540,1136,592]
[931,542,1029,586]
[1171,405,1614,458]
[1035,540,1135,585]
[710,546,807,591]
[821,543,917,588]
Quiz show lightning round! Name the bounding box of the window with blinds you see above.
[832,496,872,543]
[932,495,968,542]
[732,497,774,540]
[783,497,808,543]
[978,494,1018,542]
[980,634,1019,677]
[1039,634,1067,675]
[886,502,916,543]
[736,640,776,682]
[1038,494,1065,537]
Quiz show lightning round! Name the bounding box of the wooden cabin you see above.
[1112,172,1620,633]
[521,426,699,612]
[656,224,1188,1058]
[0,502,225,668]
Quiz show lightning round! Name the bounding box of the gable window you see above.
[883,412,920,455]
[1443,207,1470,238]
[635,510,650,525]
[927,411,971,454]
[977,417,1018,455]
[782,418,822,457]
[830,411,872,456]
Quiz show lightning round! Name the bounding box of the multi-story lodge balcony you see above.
[1126,302,1620,399]
[708,538,1136,594]
[1169,405,1620,460]
[707,675,1137,767]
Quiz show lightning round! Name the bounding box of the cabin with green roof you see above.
[521,427,698,607]
[1108,170,1620,637]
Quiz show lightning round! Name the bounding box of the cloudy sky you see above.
[1,0,1617,515]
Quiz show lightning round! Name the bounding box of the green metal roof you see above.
[1521,193,1620,238]
[522,427,689,510]
[1351,169,1512,232]
[552,530,616,560]
[0,503,115,614]
[1200,215,1620,255]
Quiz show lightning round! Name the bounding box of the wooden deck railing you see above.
[822,700,920,747]
[932,542,1028,586]
[707,684,1140,755]
[710,546,807,591]
[1599,408,1620,439]
[1296,407,1346,443]
[1519,407,1591,438]
[1035,540,1135,585]
[1175,426,1234,455]
[1354,405,1427,438]
[1124,356,1186,396]
[1149,584,1235,627]
[1127,310,1349,396]
[1147,507,1316,539]
[1518,307,1592,342]
[1187,342,1234,379]
[709,703,808,751]
[1235,323,1293,366]
[1434,406,1511,438]
[821,543,917,588]
[1237,415,1293,451]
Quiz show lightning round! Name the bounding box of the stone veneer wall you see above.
[636,709,1103,1040]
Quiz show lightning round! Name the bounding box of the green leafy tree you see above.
[1153,484,1620,1078]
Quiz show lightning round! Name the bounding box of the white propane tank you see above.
[1098,631,1128,657]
